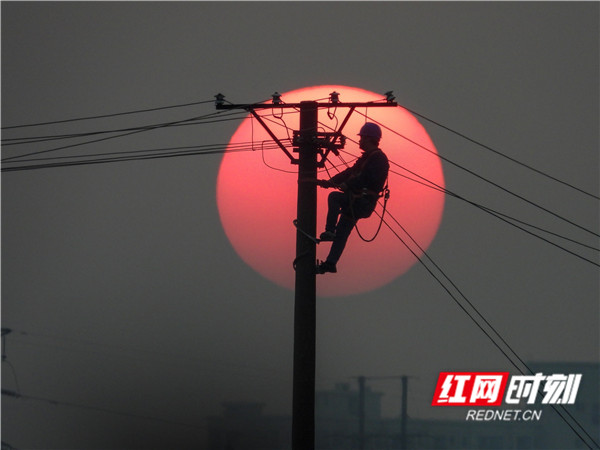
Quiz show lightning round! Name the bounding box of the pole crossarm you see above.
[215,93,397,168]
[215,101,397,110]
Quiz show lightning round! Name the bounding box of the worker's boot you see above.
[319,230,336,242]
[316,260,337,274]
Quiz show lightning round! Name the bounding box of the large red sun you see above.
[217,85,445,297]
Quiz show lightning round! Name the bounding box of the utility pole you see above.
[400,375,408,450]
[355,374,411,449]
[358,376,366,450]
[292,101,319,448]
[216,91,396,450]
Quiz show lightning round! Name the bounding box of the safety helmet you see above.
[358,122,382,140]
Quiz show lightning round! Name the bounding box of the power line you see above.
[3,97,596,268]
[1,110,243,162]
[1,99,216,130]
[310,117,600,266]
[399,104,600,201]
[384,158,600,267]
[356,111,600,239]
[392,164,598,253]
[1,389,207,431]
[329,142,599,267]
[1,108,304,148]
[9,107,593,266]
[377,209,599,450]
[2,139,281,165]
[317,112,599,251]
[0,142,277,172]
[1,108,297,165]
[1,111,248,146]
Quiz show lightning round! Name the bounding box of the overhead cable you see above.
[399,104,600,201]
[332,132,599,264]
[1,99,216,130]
[1,390,206,431]
[378,209,599,450]
[1,111,247,146]
[1,110,244,162]
[357,111,599,239]
[0,142,282,172]
[384,158,600,267]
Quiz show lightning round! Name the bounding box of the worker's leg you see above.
[325,214,356,265]
[325,191,350,233]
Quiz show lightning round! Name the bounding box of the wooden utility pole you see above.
[292,101,319,448]
[355,374,410,449]
[401,375,408,450]
[216,92,396,450]
[358,375,366,450]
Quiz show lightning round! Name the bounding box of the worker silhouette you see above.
[316,122,389,274]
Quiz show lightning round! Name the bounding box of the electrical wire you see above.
[384,158,600,267]
[355,111,600,239]
[0,103,297,146]
[312,119,598,262]
[1,107,301,170]
[0,142,280,172]
[3,360,21,396]
[251,107,298,174]
[1,110,245,162]
[3,96,597,332]
[399,104,600,201]
[0,114,344,175]
[1,111,247,146]
[307,116,599,448]
[1,99,216,130]
[377,208,599,449]
[2,140,272,165]
[392,165,599,252]
[313,114,599,264]
[1,390,207,431]
[331,139,599,267]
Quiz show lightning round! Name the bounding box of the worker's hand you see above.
[316,179,335,188]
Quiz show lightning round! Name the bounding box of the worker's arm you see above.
[316,179,347,190]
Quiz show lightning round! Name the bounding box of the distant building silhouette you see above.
[206,402,291,450]
[206,361,599,449]
[315,382,388,449]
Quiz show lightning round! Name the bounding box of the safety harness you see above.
[351,177,390,243]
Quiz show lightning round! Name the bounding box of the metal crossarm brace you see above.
[248,109,297,163]
[332,106,355,151]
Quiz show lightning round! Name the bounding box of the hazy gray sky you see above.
[2,2,598,449]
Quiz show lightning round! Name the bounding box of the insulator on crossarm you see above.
[215,93,225,107]
[272,92,282,104]
[385,91,395,103]
[330,91,340,104]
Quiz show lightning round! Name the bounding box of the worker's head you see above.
[358,122,381,152]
